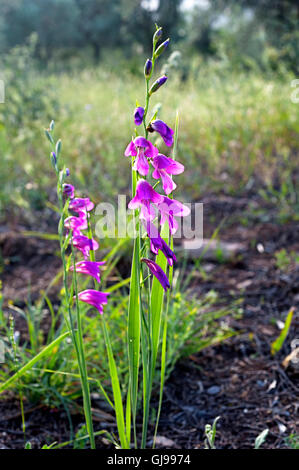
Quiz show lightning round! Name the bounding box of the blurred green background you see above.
[0,0,298,218]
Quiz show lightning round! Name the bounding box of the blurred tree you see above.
[0,0,82,55]
[186,0,234,57]
[118,0,153,54]
[154,0,184,43]
[221,0,299,71]
[75,0,122,60]
[0,0,297,71]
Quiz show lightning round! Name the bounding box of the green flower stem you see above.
[128,166,141,449]
[140,37,158,448]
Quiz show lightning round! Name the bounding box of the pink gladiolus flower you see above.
[64,215,88,236]
[73,235,99,259]
[141,258,170,291]
[75,289,109,314]
[124,137,158,176]
[152,154,184,195]
[128,179,163,221]
[157,196,190,235]
[69,197,94,213]
[70,260,105,283]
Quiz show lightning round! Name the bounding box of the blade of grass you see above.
[0,331,70,394]
[102,317,129,449]
[271,306,295,355]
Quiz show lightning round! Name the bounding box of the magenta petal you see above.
[124,140,137,157]
[130,180,163,205]
[160,170,177,195]
[138,180,163,204]
[134,137,159,159]
[157,196,190,234]
[70,260,105,283]
[128,194,140,210]
[158,196,190,216]
[64,216,88,233]
[128,180,163,222]
[144,141,159,159]
[139,200,156,222]
[167,159,184,175]
[134,136,149,148]
[141,258,170,291]
[152,154,171,170]
[152,154,184,175]
[73,235,99,259]
[76,289,109,314]
[133,152,149,176]
[69,198,94,212]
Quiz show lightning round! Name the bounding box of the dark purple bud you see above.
[63,183,75,199]
[134,107,145,126]
[66,168,70,177]
[155,39,170,59]
[141,258,170,292]
[150,120,174,147]
[144,59,152,79]
[149,75,168,95]
[153,27,162,44]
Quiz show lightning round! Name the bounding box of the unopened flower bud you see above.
[153,27,162,44]
[134,107,145,126]
[149,75,168,95]
[63,183,75,199]
[50,151,57,169]
[45,129,54,144]
[144,59,152,78]
[56,139,62,156]
[154,38,170,59]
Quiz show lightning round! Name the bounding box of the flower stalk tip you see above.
[153,27,162,45]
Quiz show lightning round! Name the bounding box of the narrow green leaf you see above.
[102,319,128,449]
[21,231,59,241]
[0,332,70,394]
[271,307,294,355]
[125,383,131,446]
[254,428,269,449]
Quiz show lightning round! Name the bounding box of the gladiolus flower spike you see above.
[46,121,110,450]
[62,183,108,312]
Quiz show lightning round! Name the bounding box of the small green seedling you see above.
[204,416,221,449]
[254,428,269,449]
